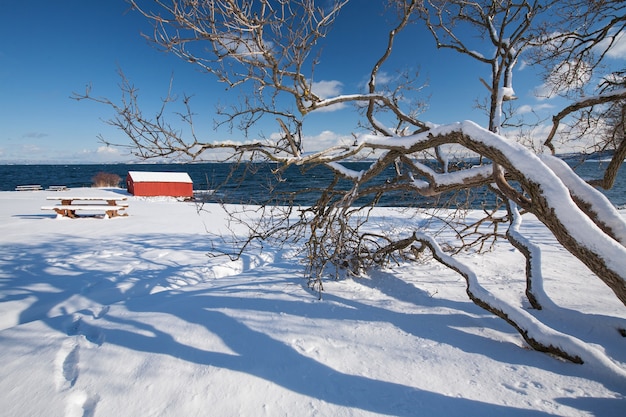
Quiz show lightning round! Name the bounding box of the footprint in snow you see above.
[57,316,103,417]
[65,390,100,417]
[94,305,110,319]
[65,315,105,346]
[55,339,80,392]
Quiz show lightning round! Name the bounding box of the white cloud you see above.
[532,82,554,100]
[597,30,626,59]
[309,80,346,112]
[22,144,44,154]
[517,103,554,115]
[371,71,395,86]
[268,128,352,153]
[97,146,121,155]
[507,117,612,155]
[302,130,353,152]
[311,80,343,98]
[532,59,593,100]
[56,146,130,163]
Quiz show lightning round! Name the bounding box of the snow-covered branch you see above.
[418,232,626,380]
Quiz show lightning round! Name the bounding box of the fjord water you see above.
[1,160,624,208]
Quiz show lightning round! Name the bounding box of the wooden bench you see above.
[42,196,129,219]
[16,185,43,191]
[47,185,68,191]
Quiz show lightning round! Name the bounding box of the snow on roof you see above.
[128,171,193,183]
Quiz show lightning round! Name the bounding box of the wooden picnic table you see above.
[16,185,43,191]
[47,185,68,191]
[42,196,129,219]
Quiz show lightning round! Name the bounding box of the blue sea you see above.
[1,160,624,208]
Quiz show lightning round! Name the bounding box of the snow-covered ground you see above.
[0,188,624,416]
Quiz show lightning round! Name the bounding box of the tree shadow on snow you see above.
[0,235,623,416]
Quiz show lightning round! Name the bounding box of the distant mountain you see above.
[559,149,616,163]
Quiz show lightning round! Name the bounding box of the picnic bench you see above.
[16,185,43,191]
[42,196,129,219]
[47,185,68,191]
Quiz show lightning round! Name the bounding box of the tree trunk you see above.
[443,127,626,307]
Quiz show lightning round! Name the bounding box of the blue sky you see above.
[1,1,620,163]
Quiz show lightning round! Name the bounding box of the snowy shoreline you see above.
[1,189,624,416]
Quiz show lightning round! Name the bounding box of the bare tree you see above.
[591,71,626,189]
[75,0,626,368]
[527,0,626,175]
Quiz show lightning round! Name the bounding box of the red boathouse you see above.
[126,171,193,198]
